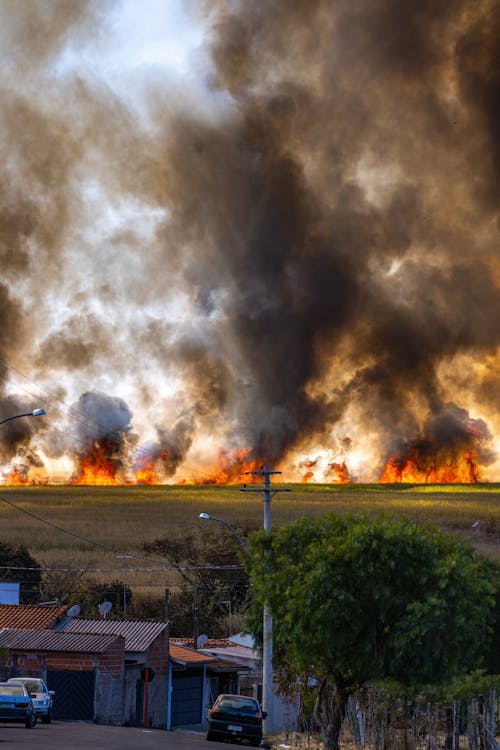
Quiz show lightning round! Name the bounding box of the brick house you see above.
[0,605,169,727]
[0,628,126,723]
[61,617,169,728]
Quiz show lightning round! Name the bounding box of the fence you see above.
[278,687,499,750]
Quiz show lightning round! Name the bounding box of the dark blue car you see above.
[206,694,266,746]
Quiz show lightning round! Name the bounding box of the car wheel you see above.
[25,712,36,728]
[41,710,52,724]
[206,730,219,741]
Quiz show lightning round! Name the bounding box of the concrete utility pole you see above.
[241,466,292,735]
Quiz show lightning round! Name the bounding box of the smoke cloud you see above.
[0,0,499,482]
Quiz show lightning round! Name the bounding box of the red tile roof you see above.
[169,643,216,665]
[0,605,67,631]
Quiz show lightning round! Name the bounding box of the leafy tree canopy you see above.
[244,514,497,750]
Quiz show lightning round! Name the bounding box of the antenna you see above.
[98,601,112,619]
[67,604,81,618]
[197,634,208,648]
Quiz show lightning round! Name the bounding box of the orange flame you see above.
[134,466,159,485]
[328,461,350,483]
[2,468,43,486]
[182,448,262,485]
[301,459,318,483]
[380,449,480,483]
[71,444,121,485]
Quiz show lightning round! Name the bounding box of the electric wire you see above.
[0,358,241,482]
[0,495,244,571]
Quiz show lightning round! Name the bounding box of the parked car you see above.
[0,681,36,727]
[206,693,267,746]
[7,677,54,723]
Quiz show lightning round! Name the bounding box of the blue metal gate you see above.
[47,669,95,720]
[171,671,203,726]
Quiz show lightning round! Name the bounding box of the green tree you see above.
[244,514,496,750]
[0,541,41,604]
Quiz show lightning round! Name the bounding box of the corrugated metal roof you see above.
[0,628,121,654]
[0,605,67,631]
[62,618,168,653]
[169,643,216,665]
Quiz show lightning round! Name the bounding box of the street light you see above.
[198,513,247,550]
[0,408,46,426]
[241,467,292,736]
[200,467,291,736]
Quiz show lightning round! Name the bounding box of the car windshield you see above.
[218,697,258,712]
[24,681,44,692]
[0,685,25,696]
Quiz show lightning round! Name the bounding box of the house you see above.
[0,605,169,727]
[0,605,294,732]
[172,633,301,734]
[61,617,169,727]
[0,627,126,723]
[168,640,250,729]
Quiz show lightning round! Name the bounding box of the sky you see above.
[0,0,499,485]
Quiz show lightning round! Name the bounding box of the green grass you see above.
[0,484,498,595]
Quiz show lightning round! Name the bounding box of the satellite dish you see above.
[197,634,208,648]
[98,601,112,619]
[67,605,81,618]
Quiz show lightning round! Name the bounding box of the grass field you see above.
[0,483,498,599]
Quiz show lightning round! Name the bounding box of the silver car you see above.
[7,677,54,723]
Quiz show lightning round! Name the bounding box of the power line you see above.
[0,495,244,571]
[0,358,224,481]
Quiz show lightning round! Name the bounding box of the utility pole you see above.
[192,585,200,649]
[241,466,292,735]
[164,588,170,621]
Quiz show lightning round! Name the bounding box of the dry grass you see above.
[0,483,498,595]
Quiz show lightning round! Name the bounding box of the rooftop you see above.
[0,628,122,654]
[169,643,216,665]
[62,618,168,653]
[0,604,68,631]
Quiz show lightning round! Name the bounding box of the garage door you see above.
[171,671,202,726]
[47,669,95,720]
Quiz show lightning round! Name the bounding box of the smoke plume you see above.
[0,0,499,482]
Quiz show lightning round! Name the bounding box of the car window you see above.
[0,685,24,696]
[25,681,44,692]
[218,697,258,712]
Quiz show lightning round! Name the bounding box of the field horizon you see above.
[0,483,498,607]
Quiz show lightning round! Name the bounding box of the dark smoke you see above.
[0,0,499,480]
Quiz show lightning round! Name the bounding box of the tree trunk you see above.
[314,677,353,750]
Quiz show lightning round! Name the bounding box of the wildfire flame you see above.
[301,459,318,483]
[380,449,480,483]
[134,466,159,485]
[2,468,47,486]
[181,448,262,485]
[328,461,350,483]
[71,443,121,486]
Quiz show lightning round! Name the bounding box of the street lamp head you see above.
[31,409,46,417]
[199,512,211,520]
